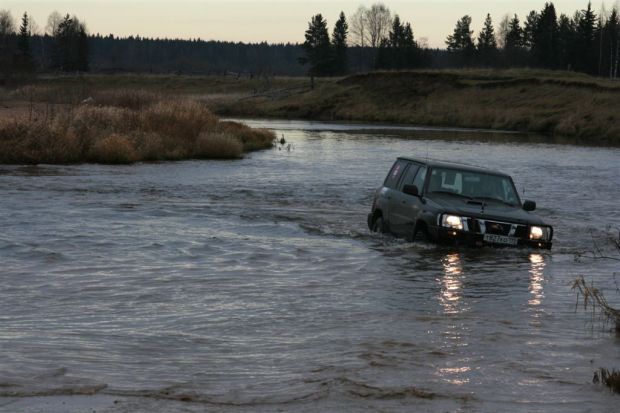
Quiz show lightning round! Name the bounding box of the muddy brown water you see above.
[1,119,619,412]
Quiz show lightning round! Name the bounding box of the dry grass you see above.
[6,70,619,149]
[572,231,620,394]
[0,90,274,164]
[594,368,620,394]
[208,69,620,146]
[572,276,620,333]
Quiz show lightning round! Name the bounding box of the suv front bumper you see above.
[432,226,552,250]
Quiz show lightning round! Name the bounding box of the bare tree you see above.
[599,3,608,76]
[29,15,40,36]
[365,3,392,48]
[0,10,15,37]
[350,5,368,47]
[613,34,620,79]
[496,13,511,49]
[46,11,62,36]
[0,10,15,81]
[615,2,620,79]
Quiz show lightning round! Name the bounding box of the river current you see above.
[1,120,619,412]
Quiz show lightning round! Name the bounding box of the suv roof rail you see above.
[397,156,507,176]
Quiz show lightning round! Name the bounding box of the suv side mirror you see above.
[403,184,420,197]
[523,200,536,211]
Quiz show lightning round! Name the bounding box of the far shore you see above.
[2,69,620,148]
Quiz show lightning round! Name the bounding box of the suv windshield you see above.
[428,167,520,206]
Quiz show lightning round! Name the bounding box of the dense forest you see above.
[0,1,618,82]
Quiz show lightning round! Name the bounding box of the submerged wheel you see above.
[372,216,386,234]
[411,222,430,242]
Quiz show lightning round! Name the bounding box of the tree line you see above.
[300,1,619,79]
[445,2,619,77]
[0,10,89,81]
[1,1,619,83]
[301,4,431,77]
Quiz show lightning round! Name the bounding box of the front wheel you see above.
[411,222,430,243]
[372,216,386,234]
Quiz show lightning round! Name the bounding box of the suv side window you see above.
[398,163,420,191]
[384,160,408,189]
[412,166,427,193]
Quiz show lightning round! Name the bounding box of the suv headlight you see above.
[441,214,466,230]
[530,226,551,241]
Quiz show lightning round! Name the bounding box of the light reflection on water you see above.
[529,253,546,308]
[0,120,619,412]
[440,253,464,315]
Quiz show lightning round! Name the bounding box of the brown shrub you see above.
[89,134,138,164]
[141,100,218,143]
[68,106,139,142]
[195,132,243,159]
[0,118,83,164]
[132,132,167,161]
[215,121,275,151]
[92,90,162,110]
[1,92,273,164]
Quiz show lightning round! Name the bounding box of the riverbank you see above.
[208,69,620,146]
[3,69,619,148]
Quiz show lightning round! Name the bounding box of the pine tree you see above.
[331,12,348,75]
[523,10,539,48]
[575,1,597,74]
[389,15,405,48]
[77,23,89,72]
[532,3,559,68]
[300,14,332,83]
[477,13,498,66]
[53,14,90,72]
[16,12,34,72]
[377,15,419,69]
[505,14,523,50]
[557,14,577,70]
[446,15,475,66]
[505,14,525,66]
[17,12,30,55]
[402,23,420,68]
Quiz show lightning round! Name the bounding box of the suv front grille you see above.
[473,219,526,237]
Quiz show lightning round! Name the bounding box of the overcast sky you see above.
[3,1,615,48]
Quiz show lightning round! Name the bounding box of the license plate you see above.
[483,234,518,246]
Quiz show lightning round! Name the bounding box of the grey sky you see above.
[3,1,614,48]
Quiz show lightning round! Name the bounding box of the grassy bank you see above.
[0,88,275,164]
[205,69,620,146]
[3,70,620,149]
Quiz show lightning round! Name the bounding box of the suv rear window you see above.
[384,160,408,189]
[412,166,427,192]
[398,164,421,190]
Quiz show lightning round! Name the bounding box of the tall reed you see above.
[0,90,274,164]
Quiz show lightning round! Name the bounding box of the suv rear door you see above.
[380,159,408,231]
[389,163,427,238]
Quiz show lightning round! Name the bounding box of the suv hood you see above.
[427,196,547,225]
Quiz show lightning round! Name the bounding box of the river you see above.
[1,119,619,412]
